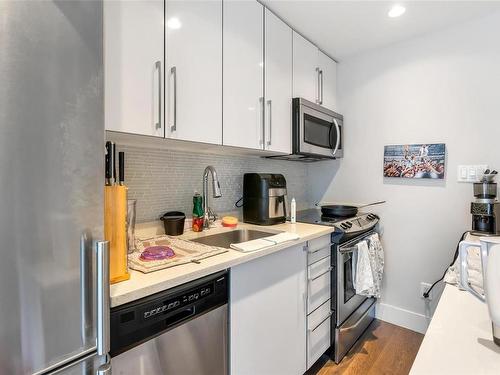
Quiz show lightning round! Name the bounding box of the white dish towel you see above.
[230,232,300,252]
[353,233,384,298]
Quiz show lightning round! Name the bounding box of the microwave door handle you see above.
[331,118,341,156]
[316,67,320,104]
[319,69,324,105]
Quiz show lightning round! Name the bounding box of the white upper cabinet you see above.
[264,10,292,154]
[318,51,338,111]
[104,0,164,137]
[223,1,264,150]
[292,31,319,104]
[293,31,338,110]
[166,1,222,145]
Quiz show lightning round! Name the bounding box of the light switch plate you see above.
[457,164,488,182]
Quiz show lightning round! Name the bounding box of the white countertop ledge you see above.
[410,284,500,375]
[110,221,335,308]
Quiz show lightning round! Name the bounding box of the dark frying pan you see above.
[320,201,386,217]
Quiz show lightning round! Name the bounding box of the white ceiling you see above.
[262,0,500,60]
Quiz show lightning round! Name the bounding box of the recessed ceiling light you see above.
[167,17,182,29]
[388,4,406,18]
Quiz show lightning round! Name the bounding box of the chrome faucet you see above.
[203,166,222,229]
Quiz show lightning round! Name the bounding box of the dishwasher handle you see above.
[164,306,196,328]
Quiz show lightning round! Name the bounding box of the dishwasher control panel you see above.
[110,270,229,356]
[142,284,213,320]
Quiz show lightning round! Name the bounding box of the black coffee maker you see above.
[471,177,500,234]
[243,173,287,225]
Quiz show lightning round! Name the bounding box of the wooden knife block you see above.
[105,185,130,284]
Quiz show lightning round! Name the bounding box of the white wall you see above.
[308,12,500,333]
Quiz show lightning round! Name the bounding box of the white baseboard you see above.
[375,302,430,334]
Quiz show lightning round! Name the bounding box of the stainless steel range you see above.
[296,209,380,363]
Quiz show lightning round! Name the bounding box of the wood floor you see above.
[308,320,424,375]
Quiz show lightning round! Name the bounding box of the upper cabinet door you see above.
[104,0,164,137]
[318,51,338,111]
[223,1,264,150]
[166,1,223,145]
[264,10,292,154]
[292,31,319,104]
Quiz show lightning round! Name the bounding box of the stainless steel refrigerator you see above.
[0,1,110,374]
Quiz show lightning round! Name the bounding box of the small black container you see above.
[160,211,186,236]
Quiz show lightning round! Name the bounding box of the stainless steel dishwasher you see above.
[110,270,228,375]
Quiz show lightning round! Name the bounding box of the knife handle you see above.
[111,143,116,185]
[105,141,112,184]
[119,151,125,185]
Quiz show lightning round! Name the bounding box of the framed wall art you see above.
[383,143,446,179]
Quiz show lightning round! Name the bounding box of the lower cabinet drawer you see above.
[307,266,331,314]
[307,308,331,369]
[307,245,331,265]
[308,256,331,280]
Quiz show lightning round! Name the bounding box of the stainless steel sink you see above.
[190,229,279,249]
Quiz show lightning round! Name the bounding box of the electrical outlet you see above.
[421,282,433,300]
[457,164,488,182]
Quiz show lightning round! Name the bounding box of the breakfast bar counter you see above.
[410,284,500,375]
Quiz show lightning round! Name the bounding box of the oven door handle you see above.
[303,243,334,254]
[339,246,357,254]
[331,118,341,156]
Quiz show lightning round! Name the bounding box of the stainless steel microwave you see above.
[269,98,343,162]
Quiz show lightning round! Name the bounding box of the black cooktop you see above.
[296,208,352,225]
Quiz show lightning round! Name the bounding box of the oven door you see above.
[336,231,375,325]
[299,103,342,158]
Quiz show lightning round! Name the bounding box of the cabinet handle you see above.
[259,97,264,146]
[308,266,333,282]
[155,61,162,130]
[305,242,334,254]
[170,66,177,133]
[316,67,320,104]
[266,99,272,146]
[96,241,110,356]
[319,69,324,105]
[309,311,333,332]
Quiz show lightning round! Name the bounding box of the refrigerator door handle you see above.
[97,361,112,375]
[80,232,94,345]
[96,241,110,356]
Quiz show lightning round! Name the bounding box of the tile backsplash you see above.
[120,146,310,223]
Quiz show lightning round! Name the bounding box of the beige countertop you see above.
[410,284,500,375]
[110,220,335,308]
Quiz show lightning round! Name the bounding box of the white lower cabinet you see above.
[307,300,332,369]
[230,244,307,375]
[305,234,333,370]
[307,254,332,314]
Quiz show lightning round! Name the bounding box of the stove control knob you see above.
[340,223,348,230]
[345,221,353,228]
